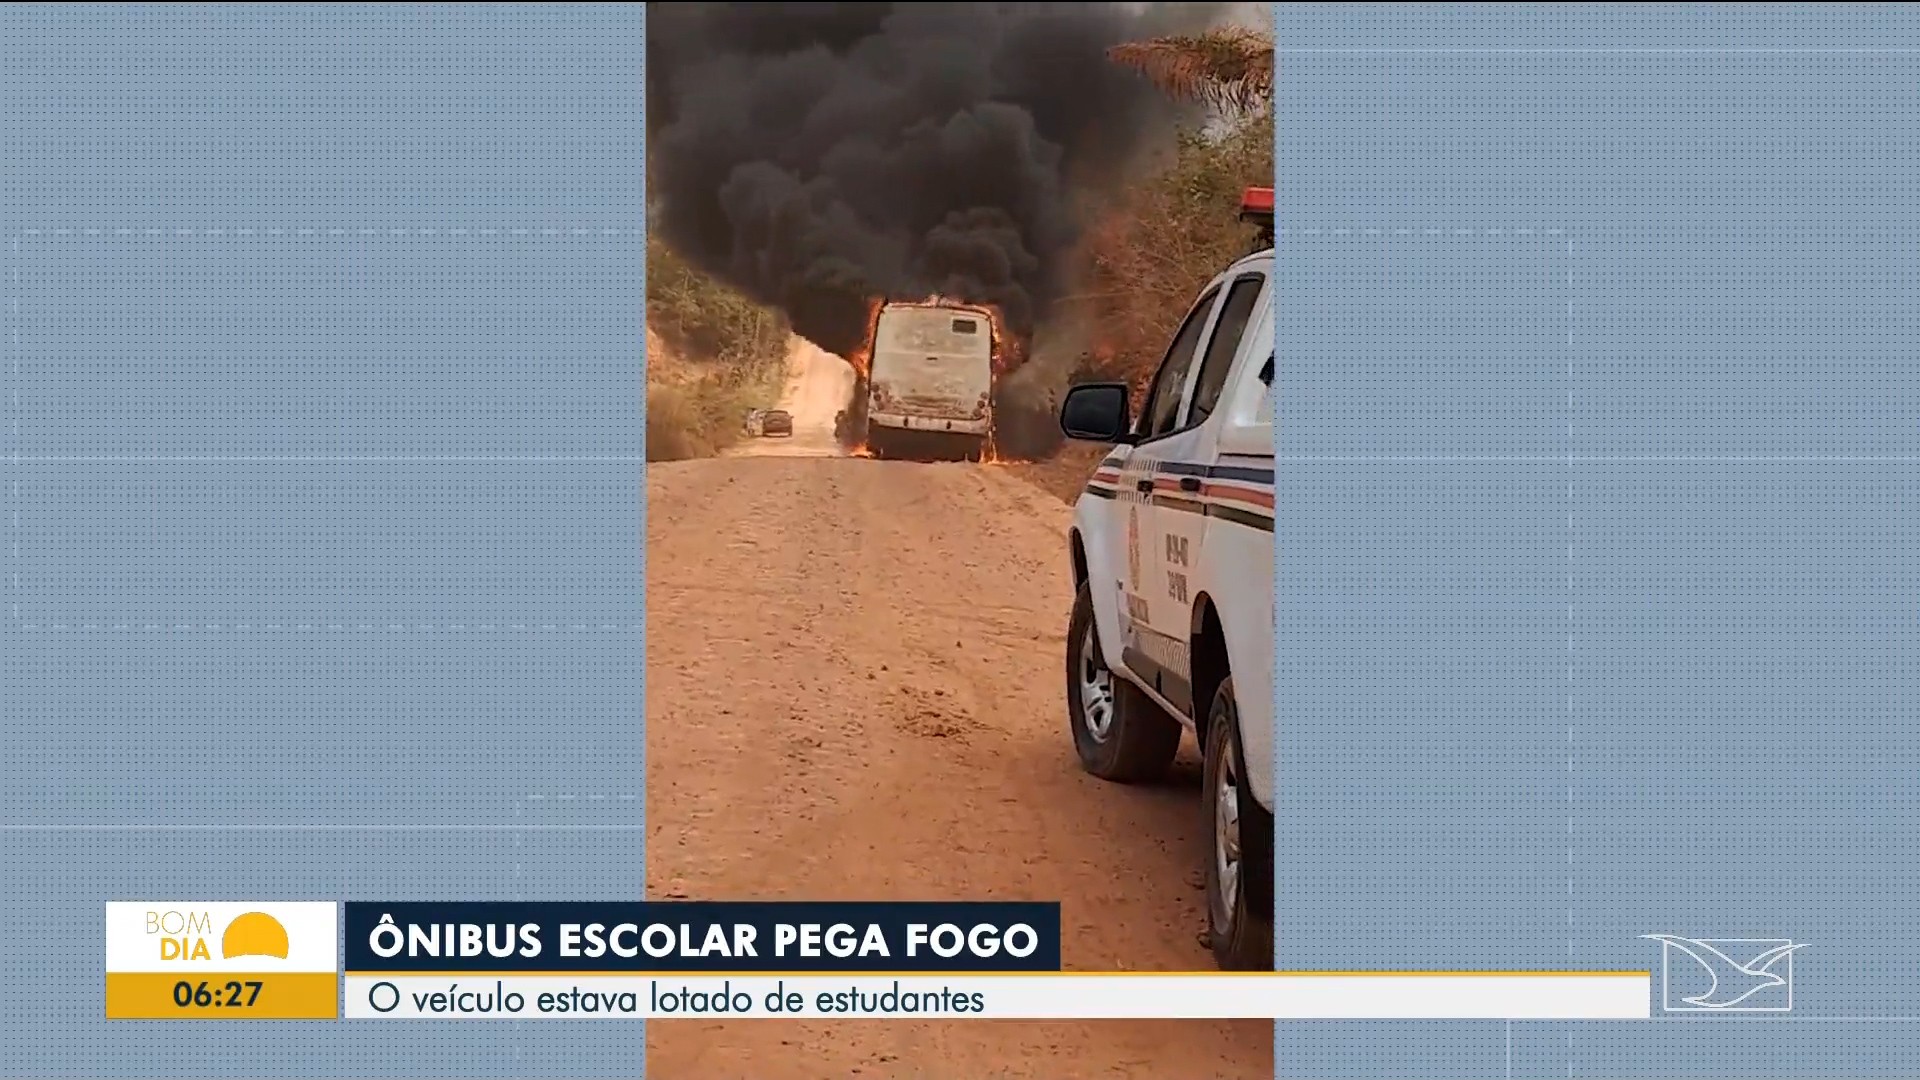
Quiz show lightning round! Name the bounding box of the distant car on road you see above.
[761,409,794,437]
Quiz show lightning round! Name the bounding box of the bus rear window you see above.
[951,318,978,335]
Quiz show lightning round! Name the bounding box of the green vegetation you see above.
[1077,111,1273,401]
[1088,21,1272,399]
[646,235,790,461]
[647,235,790,369]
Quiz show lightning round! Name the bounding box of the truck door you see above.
[1140,269,1271,719]
[1115,281,1221,715]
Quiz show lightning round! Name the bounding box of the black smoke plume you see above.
[646,2,1217,360]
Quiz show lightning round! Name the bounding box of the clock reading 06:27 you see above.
[172,980,264,1008]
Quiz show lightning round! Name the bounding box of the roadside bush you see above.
[648,235,789,373]
[646,236,790,461]
[1078,113,1272,405]
[645,384,709,462]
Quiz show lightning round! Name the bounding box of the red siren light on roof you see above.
[1239,186,1274,220]
[1239,187,1275,251]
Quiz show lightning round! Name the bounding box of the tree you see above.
[1107,26,1273,115]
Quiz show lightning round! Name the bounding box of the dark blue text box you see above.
[346,901,1062,972]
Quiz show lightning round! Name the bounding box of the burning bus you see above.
[853,299,1002,462]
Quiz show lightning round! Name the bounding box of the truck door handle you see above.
[1178,476,1202,493]
[1135,478,1155,493]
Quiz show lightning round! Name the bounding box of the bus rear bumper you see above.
[868,412,990,436]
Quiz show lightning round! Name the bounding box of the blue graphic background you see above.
[1276,5,1920,1077]
[0,6,644,1077]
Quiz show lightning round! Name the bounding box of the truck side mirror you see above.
[1059,383,1135,444]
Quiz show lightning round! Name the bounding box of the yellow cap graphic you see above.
[221,911,290,960]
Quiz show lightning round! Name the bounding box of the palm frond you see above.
[1108,27,1274,114]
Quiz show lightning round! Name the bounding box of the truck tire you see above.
[1065,581,1180,783]
[1202,674,1274,971]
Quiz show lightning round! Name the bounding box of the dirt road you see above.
[645,339,1269,1078]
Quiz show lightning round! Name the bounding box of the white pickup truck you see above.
[1056,187,1275,970]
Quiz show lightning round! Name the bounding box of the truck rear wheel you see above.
[1065,581,1179,783]
[1202,674,1274,970]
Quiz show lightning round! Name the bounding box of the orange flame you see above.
[845,296,886,382]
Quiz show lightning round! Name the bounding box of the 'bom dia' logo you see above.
[148,908,290,962]
[106,901,339,1020]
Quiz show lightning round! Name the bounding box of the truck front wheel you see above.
[1065,581,1179,783]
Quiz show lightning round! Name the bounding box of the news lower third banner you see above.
[104,902,1651,1020]
[338,902,1647,1020]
